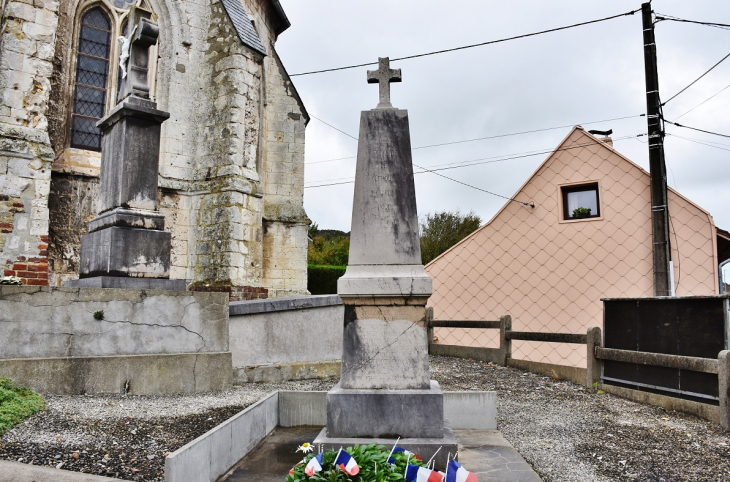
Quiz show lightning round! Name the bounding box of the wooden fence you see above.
[428,315,730,429]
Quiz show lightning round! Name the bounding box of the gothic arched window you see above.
[70,7,112,151]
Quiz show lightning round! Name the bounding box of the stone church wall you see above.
[0,0,58,286]
[2,0,309,298]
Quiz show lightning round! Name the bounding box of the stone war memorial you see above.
[314,57,457,466]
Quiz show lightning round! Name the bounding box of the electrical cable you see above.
[672,82,730,120]
[655,14,730,30]
[305,135,643,188]
[308,114,358,140]
[290,8,640,77]
[661,51,730,106]
[666,132,730,152]
[664,119,730,139]
[306,114,644,165]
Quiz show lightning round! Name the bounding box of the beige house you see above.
[426,126,730,367]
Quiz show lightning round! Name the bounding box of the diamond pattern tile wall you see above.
[426,127,718,368]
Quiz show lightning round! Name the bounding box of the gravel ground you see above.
[2,356,729,481]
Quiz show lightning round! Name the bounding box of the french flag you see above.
[388,446,422,464]
[304,453,323,476]
[406,464,444,482]
[446,460,477,482]
[334,449,360,476]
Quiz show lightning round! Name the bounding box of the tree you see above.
[419,210,481,264]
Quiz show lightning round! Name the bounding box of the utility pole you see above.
[642,2,673,297]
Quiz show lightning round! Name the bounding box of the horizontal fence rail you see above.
[506,331,587,344]
[430,320,501,329]
[595,347,719,374]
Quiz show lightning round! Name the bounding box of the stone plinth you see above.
[326,381,444,438]
[340,297,430,389]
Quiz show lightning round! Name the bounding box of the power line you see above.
[664,119,730,139]
[305,135,643,188]
[672,82,730,120]
[655,14,730,30]
[412,162,533,207]
[661,50,730,106]
[667,133,730,152]
[306,114,644,165]
[308,114,358,140]
[290,8,640,77]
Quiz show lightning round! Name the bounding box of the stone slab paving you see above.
[221,427,541,481]
[457,430,542,482]
[0,460,121,482]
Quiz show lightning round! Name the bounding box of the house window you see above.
[562,183,600,220]
[70,7,112,151]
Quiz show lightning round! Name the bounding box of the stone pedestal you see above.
[67,95,179,289]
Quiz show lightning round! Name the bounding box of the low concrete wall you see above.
[430,343,501,363]
[229,295,343,381]
[0,352,232,395]
[508,358,587,386]
[444,391,497,429]
[599,383,720,425]
[164,389,497,482]
[0,287,229,357]
[165,392,279,482]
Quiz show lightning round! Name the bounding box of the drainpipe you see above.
[721,258,730,294]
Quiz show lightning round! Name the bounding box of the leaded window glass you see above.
[70,7,111,151]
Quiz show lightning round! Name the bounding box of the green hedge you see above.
[308,265,346,295]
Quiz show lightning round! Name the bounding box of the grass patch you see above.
[0,378,45,435]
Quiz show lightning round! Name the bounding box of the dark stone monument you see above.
[314,58,456,467]
[68,8,184,290]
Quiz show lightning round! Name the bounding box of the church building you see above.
[0,0,309,299]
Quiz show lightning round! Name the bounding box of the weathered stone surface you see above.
[326,381,444,438]
[66,276,186,290]
[96,97,169,214]
[340,304,430,390]
[337,108,431,297]
[88,207,165,232]
[78,226,171,278]
[0,286,228,358]
[0,352,232,395]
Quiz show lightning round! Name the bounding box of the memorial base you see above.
[325,381,444,439]
[65,276,186,290]
[313,426,457,470]
[78,226,171,279]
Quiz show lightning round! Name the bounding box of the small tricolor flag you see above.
[388,446,423,464]
[334,449,360,476]
[406,464,444,482]
[446,459,477,482]
[304,453,323,476]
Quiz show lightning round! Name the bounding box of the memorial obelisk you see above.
[315,58,456,466]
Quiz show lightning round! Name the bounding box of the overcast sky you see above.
[275,1,730,233]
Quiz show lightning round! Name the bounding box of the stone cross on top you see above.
[367,57,401,109]
[117,7,159,104]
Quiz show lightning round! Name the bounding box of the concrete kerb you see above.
[164,390,497,482]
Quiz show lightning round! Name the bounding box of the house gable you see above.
[426,127,718,366]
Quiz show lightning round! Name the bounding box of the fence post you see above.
[426,307,434,355]
[586,326,602,390]
[499,314,511,366]
[719,350,730,430]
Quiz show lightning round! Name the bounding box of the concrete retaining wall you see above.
[229,295,343,382]
[0,287,229,357]
[0,352,232,395]
[164,390,497,482]
[165,391,279,482]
